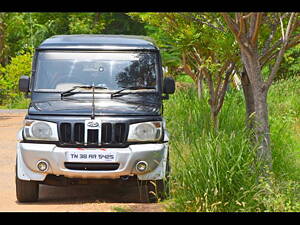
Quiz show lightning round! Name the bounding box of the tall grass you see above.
[268,77,300,180]
[164,79,300,212]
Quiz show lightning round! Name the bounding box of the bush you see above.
[0,51,32,106]
[276,45,300,81]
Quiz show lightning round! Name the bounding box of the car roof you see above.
[37,34,158,51]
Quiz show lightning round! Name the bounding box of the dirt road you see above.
[0,110,165,212]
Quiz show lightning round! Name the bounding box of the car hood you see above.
[28,95,161,116]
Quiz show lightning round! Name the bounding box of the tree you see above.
[129,12,238,130]
[102,13,147,35]
[0,12,147,66]
[221,12,300,172]
[0,12,148,105]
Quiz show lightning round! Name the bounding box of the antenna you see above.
[91,83,95,119]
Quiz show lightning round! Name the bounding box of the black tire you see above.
[15,160,39,202]
[138,155,170,203]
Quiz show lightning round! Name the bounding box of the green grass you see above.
[111,206,132,212]
[268,77,300,180]
[164,78,300,212]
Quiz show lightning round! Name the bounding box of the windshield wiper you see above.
[111,86,156,98]
[61,85,107,98]
[61,84,106,119]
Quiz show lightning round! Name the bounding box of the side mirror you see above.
[19,76,30,93]
[163,77,175,95]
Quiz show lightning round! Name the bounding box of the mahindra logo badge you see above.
[87,121,99,127]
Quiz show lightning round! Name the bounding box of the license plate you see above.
[66,151,117,162]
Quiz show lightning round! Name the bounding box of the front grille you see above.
[74,123,84,144]
[60,123,71,143]
[64,162,119,171]
[87,129,99,144]
[115,123,126,143]
[59,122,127,146]
[101,123,112,143]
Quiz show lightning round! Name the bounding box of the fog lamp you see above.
[136,161,148,172]
[37,160,49,172]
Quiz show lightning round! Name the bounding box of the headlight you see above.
[23,120,59,141]
[128,121,163,142]
[32,122,52,139]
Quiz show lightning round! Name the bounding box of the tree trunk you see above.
[240,49,273,172]
[252,87,272,170]
[206,72,219,132]
[240,68,255,130]
[211,110,219,132]
[196,73,204,99]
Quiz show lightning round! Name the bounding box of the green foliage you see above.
[1,12,147,67]
[128,12,238,97]
[0,13,299,211]
[68,13,106,34]
[164,78,300,212]
[128,13,183,77]
[102,13,147,35]
[0,12,147,107]
[0,13,31,64]
[276,45,300,80]
[175,75,194,83]
[0,51,32,105]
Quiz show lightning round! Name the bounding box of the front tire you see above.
[138,155,170,203]
[15,160,39,202]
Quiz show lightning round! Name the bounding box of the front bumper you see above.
[16,142,168,182]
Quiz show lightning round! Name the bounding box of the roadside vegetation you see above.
[164,77,300,212]
[0,12,299,212]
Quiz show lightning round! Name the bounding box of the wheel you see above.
[138,155,170,203]
[15,159,39,202]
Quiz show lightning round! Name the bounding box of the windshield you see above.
[34,51,158,92]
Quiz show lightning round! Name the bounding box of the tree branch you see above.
[215,62,236,114]
[243,13,254,19]
[221,13,239,36]
[204,68,215,108]
[250,13,263,46]
[187,13,226,33]
[181,52,197,82]
[237,13,246,39]
[261,17,279,57]
[222,12,253,58]
[284,13,296,40]
[266,13,297,88]
[260,35,300,67]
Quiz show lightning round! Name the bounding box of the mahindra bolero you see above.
[16,35,175,203]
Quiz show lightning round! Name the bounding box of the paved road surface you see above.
[0,111,164,212]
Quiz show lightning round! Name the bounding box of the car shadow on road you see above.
[18,181,146,205]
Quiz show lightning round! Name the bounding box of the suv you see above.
[16,35,175,203]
